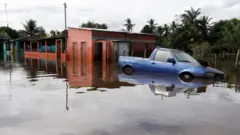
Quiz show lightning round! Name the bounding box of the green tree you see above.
[197,16,212,41]
[21,19,45,37]
[0,31,10,40]
[0,26,19,39]
[124,18,135,31]
[50,30,56,37]
[81,21,108,29]
[141,25,153,33]
[147,19,158,32]
[181,7,201,24]
[141,19,158,33]
[50,30,61,37]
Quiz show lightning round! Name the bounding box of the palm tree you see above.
[157,26,164,36]
[22,19,44,36]
[170,21,177,31]
[124,18,135,32]
[198,16,212,39]
[147,19,158,33]
[163,24,170,37]
[181,7,201,24]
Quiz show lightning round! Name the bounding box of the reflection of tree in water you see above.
[214,73,240,93]
[184,86,207,98]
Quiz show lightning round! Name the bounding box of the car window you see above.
[154,50,172,62]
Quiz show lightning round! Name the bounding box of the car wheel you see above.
[180,72,194,82]
[123,66,133,75]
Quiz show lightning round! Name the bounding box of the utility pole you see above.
[63,3,69,111]
[5,3,9,28]
[64,3,67,51]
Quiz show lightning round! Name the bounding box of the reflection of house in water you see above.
[183,86,207,99]
[24,56,134,89]
[67,58,134,89]
[149,84,208,98]
[149,84,178,97]
[24,57,67,78]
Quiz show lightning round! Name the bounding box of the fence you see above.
[192,48,240,68]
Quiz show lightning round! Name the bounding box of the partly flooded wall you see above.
[67,28,94,87]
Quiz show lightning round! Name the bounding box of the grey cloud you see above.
[0,5,93,15]
[202,0,240,14]
[75,7,94,12]
[223,0,240,9]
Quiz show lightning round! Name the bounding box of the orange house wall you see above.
[67,28,94,86]
[24,52,66,62]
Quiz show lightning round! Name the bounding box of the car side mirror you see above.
[167,58,176,64]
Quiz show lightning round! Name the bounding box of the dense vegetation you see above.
[0,7,240,51]
[138,8,240,51]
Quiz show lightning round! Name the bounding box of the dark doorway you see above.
[94,42,103,78]
[94,42,103,61]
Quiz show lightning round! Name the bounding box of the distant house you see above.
[2,36,38,61]
[0,33,10,60]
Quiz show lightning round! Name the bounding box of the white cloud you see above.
[0,0,240,32]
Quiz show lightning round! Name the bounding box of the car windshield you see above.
[172,51,199,64]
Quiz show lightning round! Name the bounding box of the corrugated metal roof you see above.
[68,27,157,36]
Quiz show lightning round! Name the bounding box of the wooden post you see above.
[214,53,217,68]
[223,51,225,59]
[46,60,48,72]
[24,41,26,51]
[37,41,39,52]
[235,49,240,68]
[201,49,204,59]
[30,42,32,52]
[38,59,40,69]
[31,59,33,68]
[24,57,26,65]
[144,49,147,58]
[45,40,47,53]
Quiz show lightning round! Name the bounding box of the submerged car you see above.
[118,47,225,81]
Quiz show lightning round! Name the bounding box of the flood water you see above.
[1,58,240,135]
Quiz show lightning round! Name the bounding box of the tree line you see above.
[1,7,240,51]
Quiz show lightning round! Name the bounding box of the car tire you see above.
[180,72,194,82]
[123,66,133,75]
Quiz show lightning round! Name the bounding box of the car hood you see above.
[204,67,225,74]
[178,62,225,75]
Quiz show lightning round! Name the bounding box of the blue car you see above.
[118,47,225,82]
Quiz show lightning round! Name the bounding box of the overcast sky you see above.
[0,0,240,32]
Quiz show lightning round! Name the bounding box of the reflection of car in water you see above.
[119,47,225,82]
[118,72,214,97]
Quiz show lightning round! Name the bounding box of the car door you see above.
[150,50,177,75]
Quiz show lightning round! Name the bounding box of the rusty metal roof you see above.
[68,27,157,36]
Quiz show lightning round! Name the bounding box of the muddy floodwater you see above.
[1,59,240,135]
